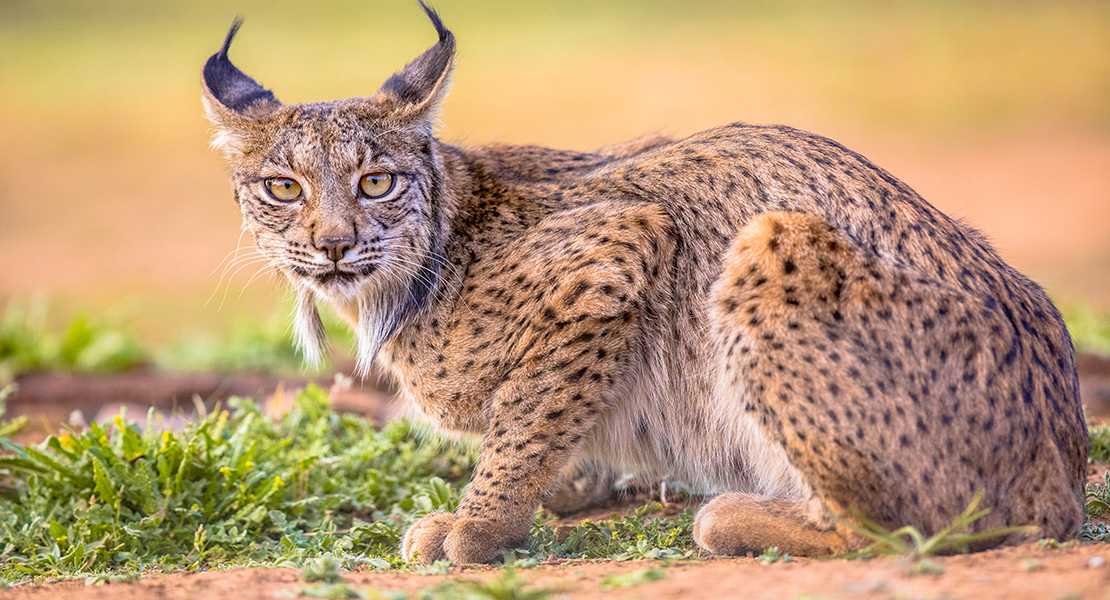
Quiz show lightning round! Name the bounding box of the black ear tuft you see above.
[378,1,456,109]
[418,0,451,45]
[203,18,280,114]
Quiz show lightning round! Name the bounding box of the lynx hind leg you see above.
[696,211,879,556]
[703,210,1082,556]
[543,459,619,516]
[693,493,856,556]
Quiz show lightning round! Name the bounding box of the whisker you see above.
[208,230,251,277]
[206,251,271,310]
[239,263,282,298]
[382,257,441,297]
[384,247,474,316]
[379,261,424,309]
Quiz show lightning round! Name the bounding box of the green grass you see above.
[0,294,355,381]
[156,294,355,374]
[1089,423,1110,463]
[362,569,558,600]
[840,491,1037,559]
[0,297,145,386]
[0,385,475,582]
[0,384,697,585]
[1062,302,1110,356]
[527,503,694,562]
[601,567,665,590]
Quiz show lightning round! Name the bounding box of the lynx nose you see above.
[317,237,354,262]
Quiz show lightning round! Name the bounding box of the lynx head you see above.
[202,2,456,373]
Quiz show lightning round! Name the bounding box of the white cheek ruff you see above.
[292,285,326,367]
[354,290,401,378]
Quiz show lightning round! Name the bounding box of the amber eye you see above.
[266,177,303,202]
[359,172,394,199]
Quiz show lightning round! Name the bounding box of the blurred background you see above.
[1,0,1109,367]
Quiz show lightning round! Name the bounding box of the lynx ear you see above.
[201,19,281,156]
[375,1,455,129]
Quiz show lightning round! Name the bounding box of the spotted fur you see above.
[202,3,1086,564]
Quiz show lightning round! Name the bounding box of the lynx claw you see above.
[401,511,457,565]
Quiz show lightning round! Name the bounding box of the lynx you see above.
[202,3,1087,564]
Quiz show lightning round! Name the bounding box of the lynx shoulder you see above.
[202,3,1086,564]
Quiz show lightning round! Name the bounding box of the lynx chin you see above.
[202,2,1087,564]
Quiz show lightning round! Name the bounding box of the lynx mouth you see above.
[315,264,377,285]
[317,269,360,285]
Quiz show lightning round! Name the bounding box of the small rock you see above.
[1088,556,1105,568]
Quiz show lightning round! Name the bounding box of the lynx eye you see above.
[359,172,395,199]
[265,177,303,202]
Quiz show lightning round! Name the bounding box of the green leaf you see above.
[92,458,120,511]
[0,415,28,438]
[48,519,67,542]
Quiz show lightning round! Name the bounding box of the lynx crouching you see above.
[202,4,1087,564]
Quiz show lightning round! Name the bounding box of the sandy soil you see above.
[3,542,1109,600]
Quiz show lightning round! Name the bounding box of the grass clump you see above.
[0,384,476,583]
[0,297,145,385]
[1062,302,1110,356]
[841,491,1036,559]
[0,384,28,439]
[1085,471,1110,517]
[528,502,694,562]
[385,570,557,600]
[1088,423,1110,464]
[600,567,665,590]
[159,295,354,374]
[757,546,793,563]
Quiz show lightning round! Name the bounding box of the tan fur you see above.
[203,5,1087,565]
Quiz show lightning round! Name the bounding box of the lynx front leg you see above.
[401,202,675,564]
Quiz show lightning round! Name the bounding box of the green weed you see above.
[1089,424,1110,463]
[840,491,1037,558]
[0,297,145,385]
[600,567,665,590]
[757,546,793,563]
[0,384,28,440]
[303,553,346,584]
[529,502,694,562]
[369,570,555,600]
[1080,522,1110,542]
[1085,471,1110,517]
[0,384,476,584]
[301,582,364,598]
[1062,302,1110,356]
[907,558,944,576]
[159,295,354,374]
[426,570,556,600]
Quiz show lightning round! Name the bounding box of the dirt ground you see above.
[3,542,1109,600]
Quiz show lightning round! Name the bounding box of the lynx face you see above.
[233,106,432,296]
[202,15,456,369]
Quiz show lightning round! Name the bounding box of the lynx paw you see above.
[401,511,456,565]
[694,493,851,557]
[401,512,529,565]
[443,517,528,564]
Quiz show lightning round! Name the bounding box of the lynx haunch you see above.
[202,3,1087,564]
